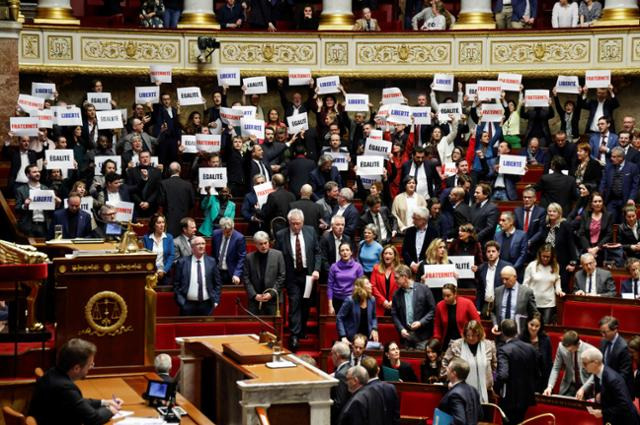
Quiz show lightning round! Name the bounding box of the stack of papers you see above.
[118,417,166,425]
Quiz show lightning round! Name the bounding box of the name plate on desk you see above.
[222,341,288,365]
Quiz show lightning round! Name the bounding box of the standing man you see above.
[437,358,482,425]
[514,186,546,255]
[261,173,295,233]
[491,266,538,336]
[274,209,321,351]
[243,231,285,315]
[330,341,352,425]
[173,236,222,316]
[159,162,195,237]
[448,187,472,236]
[583,85,619,134]
[543,330,595,397]
[49,192,92,239]
[494,319,542,425]
[151,93,181,167]
[401,207,438,275]
[290,184,326,234]
[400,146,441,200]
[360,356,400,425]
[212,217,246,286]
[599,147,639,223]
[477,241,512,312]
[15,164,59,237]
[534,156,577,215]
[338,366,371,425]
[173,217,196,261]
[320,215,354,277]
[332,188,359,238]
[589,116,618,162]
[494,212,528,277]
[470,183,499,245]
[6,135,40,196]
[126,151,162,218]
[359,195,398,246]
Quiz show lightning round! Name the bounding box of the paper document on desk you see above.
[117,417,165,425]
[112,410,134,419]
[303,276,313,299]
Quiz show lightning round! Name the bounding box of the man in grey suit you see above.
[174,217,196,262]
[573,253,617,297]
[243,231,285,315]
[491,266,538,337]
[543,330,595,397]
[117,118,157,153]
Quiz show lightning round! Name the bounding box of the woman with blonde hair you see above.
[336,276,379,343]
[539,202,577,292]
[523,244,564,324]
[417,238,450,279]
[370,245,401,317]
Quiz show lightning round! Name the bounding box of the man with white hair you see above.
[332,187,359,238]
[212,217,246,286]
[339,366,372,424]
[274,209,321,350]
[401,206,438,273]
[330,342,352,425]
[243,231,285,315]
[154,353,173,382]
[573,252,616,297]
[490,265,538,336]
[320,215,355,275]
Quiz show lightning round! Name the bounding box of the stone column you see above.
[593,0,639,26]
[178,0,220,29]
[34,0,79,24]
[0,21,20,141]
[452,0,495,29]
[318,0,354,30]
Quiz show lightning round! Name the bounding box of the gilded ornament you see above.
[398,45,410,61]
[356,42,451,65]
[491,40,590,64]
[598,38,623,63]
[82,37,179,62]
[125,41,137,58]
[633,38,640,62]
[533,43,545,60]
[325,42,348,65]
[146,262,154,271]
[262,44,275,61]
[47,35,73,60]
[221,42,316,65]
[81,290,132,337]
[58,265,66,274]
[103,264,111,272]
[21,34,40,59]
[71,264,100,272]
[115,263,143,271]
[459,42,482,65]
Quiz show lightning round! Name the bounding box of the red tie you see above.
[524,209,530,233]
[295,234,303,271]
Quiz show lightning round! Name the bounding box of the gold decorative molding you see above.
[490,39,590,64]
[80,290,133,337]
[81,37,180,62]
[356,42,451,65]
[34,7,79,25]
[452,12,496,30]
[21,33,40,60]
[598,38,623,62]
[325,42,348,65]
[47,35,72,60]
[459,41,482,65]
[115,262,144,271]
[633,37,640,62]
[188,39,211,64]
[592,7,640,27]
[318,13,354,31]
[220,42,317,65]
[178,12,220,30]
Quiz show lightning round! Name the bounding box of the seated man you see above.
[573,253,616,297]
[154,353,173,382]
[29,338,122,425]
[622,258,640,299]
[353,7,381,31]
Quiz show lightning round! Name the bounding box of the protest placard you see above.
[421,264,457,288]
[29,189,56,211]
[135,86,160,104]
[585,70,610,88]
[181,135,197,153]
[196,134,221,153]
[87,92,112,110]
[17,94,44,115]
[55,106,83,127]
[555,76,581,94]
[45,149,74,170]
[240,119,265,139]
[411,107,431,125]
[480,103,505,122]
[113,201,134,222]
[199,167,227,189]
[498,154,527,175]
[255,182,275,207]
[31,82,56,99]
[243,76,268,95]
[476,81,502,101]
[449,256,475,279]
[177,87,204,106]
[217,68,241,86]
[345,94,370,112]
[498,73,522,92]
[150,65,172,83]
[10,117,39,136]
[316,76,340,94]
[364,139,392,157]
[432,73,454,92]
[525,90,550,108]
[381,87,404,104]
[288,68,312,86]
[96,110,124,130]
[356,156,384,175]
[287,113,309,135]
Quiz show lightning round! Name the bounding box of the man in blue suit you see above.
[212,217,246,286]
[476,241,512,312]
[437,358,481,425]
[331,188,359,238]
[152,93,181,168]
[494,212,528,277]
[514,186,546,256]
[589,116,619,163]
[173,236,222,316]
[599,147,639,223]
[49,192,92,240]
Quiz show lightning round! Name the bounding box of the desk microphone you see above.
[235,297,279,343]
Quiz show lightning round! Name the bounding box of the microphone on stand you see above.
[235,297,279,346]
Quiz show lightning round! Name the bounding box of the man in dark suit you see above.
[29,338,121,425]
[173,236,222,316]
[290,184,326,233]
[438,358,481,425]
[287,145,317,197]
[401,207,438,275]
[494,319,542,425]
[589,116,619,162]
[320,215,355,275]
[470,183,499,244]
[477,241,512,312]
[261,173,295,234]
[126,151,162,218]
[448,187,471,237]
[515,186,546,254]
[15,164,59,237]
[332,188,359,238]
[400,146,441,199]
[580,347,640,425]
[544,131,577,173]
[159,162,195,237]
[534,156,577,215]
[151,93,181,166]
[526,137,548,166]
[243,231,285,315]
[4,135,41,196]
[360,194,397,246]
[552,88,583,142]
[310,154,343,200]
[573,253,617,297]
[617,131,640,166]
[361,356,400,425]
[491,266,538,337]
[274,209,322,350]
[49,192,92,240]
[212,217,246,286]
[521,104,554,147]
[247,143,272,183]
[391,265,436,349]
[494,211,528,276]
[444,159,476,190]
[330,342,352,425]
[338,366,371,425]
[583,85,619,134]
[600,147,639,222]
[94,172,133,213]
[277,78,312,118]
[621,257,640,299]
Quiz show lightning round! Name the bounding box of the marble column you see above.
[593,0,639,26]
[34,0,79,24]
[0,21,20,141]
[178,0,220,29]
[318,0,354,30]
[452,0,495,29]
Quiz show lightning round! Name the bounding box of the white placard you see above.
[135,86,160,104]
[449,256,475,279]
[288,68,312,86]
[585,70,611,88]
[243,76,268,95]
[29,189,56,211]
[376,104,391,120]
[240,119,265,139]
[87,92,112,110]
[381,87,404,104]
[96,110,124,130]
[438,102,462,118]
[555,76,581,94]
[432,73,454,92]
[31,82,56,99]
[345,94,370,112]
[236,105,257,119]
[328,152,349,171]
[480,103,505,122]
[421,264,457,288]
[356,156,384,176]
[287,113,309,135]
[64,196,94,212]
[443,162,457,177]
[150,65,172,83]
[360,175,382,190]
[498,154,527,175]
[369,129,383,141]
[181,135,197,153]
[217,68,241,86]
[196,133,221,153]
[387,104,412,125]
[113,201,134,222]
[37,109,54,129]
[199,167,227,189]
[411,107,432,125]
[10,117,39,136]
[465,84,477,99]
[303,276,313,299]
[177,87,204,106]
[45,149,74,170]
[364,139,392,157]
[220,107,244,127]
[525,90,550,108]
[476,81,502,101]
[18,94,44,115]
[55,106,83,127]
[94,155,121,176]
[316,76,340,95]
[255,182,275,208]
[497,73,522,92]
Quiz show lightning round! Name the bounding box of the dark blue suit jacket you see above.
[211,229,246,279]
[274,225,322,278]
[589,132,619,160]
[173,255,222,307]
[599,161,640,204]
[50,209,93,239]
[399,160,441,199]
[494,0,537,21]
[514,205,546,247]
[151,104,180,139]
[309,166,343,200]
[597,366,640,425]
[584,97,620,134]
[494,229,528,271]
[621,278,640,297]
[437,381,481,425]
[331,203,360,238]
[143,233,176,274]
[336,296,378,341]
[476,259,512,310]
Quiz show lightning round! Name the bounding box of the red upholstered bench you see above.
[560,301,610,330]
[526,397,599,425]
[156,289,249,317]
[611,304,640,333]
[395,383,446,419]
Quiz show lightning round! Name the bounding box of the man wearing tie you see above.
[401,207,438,275]
[589,116,618,162]
[212,217,246,286]
[599,147,639,223]
[514,187,546,256]
[490,266,538,337]
[400,146,441,200]
[494,212,528,277]
[543,330,595,397]
[619,205,640,260]
[320,215,354,277]
[247,143,272,182]
[621,258,640,299]
[573,253,617,297]
[173,236,222,316]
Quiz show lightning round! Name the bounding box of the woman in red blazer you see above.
[370,245,401,317]
[433,283,481,349]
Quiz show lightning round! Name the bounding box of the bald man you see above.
[491,265,538,336]
[289,184,326,233]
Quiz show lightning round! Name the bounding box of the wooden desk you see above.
[179,335,337,425]
[76,374,214,425]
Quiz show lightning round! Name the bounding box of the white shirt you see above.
[586,271,598,295]
[591,101,605,132]
[336,204,348,217]
[523,261,561,308]
[151,232,167,272]
[107,190,121,204]
[333,234,343,263]
[485,262,497,301]
[253,159,268,177]
[165,107,173,119]
[16,152,29,184]
[290,231,307,268]
[187,255,209,301]
[405,195,418,228]
[410,162,430,199]
[552,2,578,28]
[415,227,427,260]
